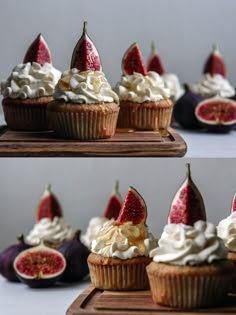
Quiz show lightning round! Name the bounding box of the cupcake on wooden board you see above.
[115,43,173,134]
[87,186,157,290]
[47,22,119,140]
[1,34,61,131]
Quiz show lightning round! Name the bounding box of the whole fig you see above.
[58,230,90,282]
[173,84,203,129]
[0,234,30,282]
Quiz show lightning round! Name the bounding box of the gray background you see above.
[0,1,236,250]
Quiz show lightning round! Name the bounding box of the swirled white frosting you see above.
[91,221,157,259]
[191,74,235,98]
[26,217,74,245]
[162,73,184,101]
[81,216,110,248]
[115,71,170,103]
[217,212,236,252]
[54,69,119,104]
[1,62,61,99]
[150,221,227,266]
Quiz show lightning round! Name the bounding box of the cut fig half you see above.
[195,97,236,133]
[231,192,236,212]
[203,44,227,78]
[14,243,66,288]
[23,33,52,65]
[70,21,102,71]
[168,163,206,226]
[122,43,147,76]
[116,186,147,225]
[103,180,123,219]
[147,41,165,75]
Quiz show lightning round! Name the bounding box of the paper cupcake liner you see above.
[48,110,119,140]
[147,268,231,309]
[2,102,48,131]
[88,261,150,290]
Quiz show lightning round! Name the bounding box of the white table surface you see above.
[0,275,90,315]
[0,114,235,157]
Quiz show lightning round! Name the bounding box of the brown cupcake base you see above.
[146,260,236,309]
[47,101,119,140]
[2,97,53,131]
[227,251,236,293]
[87,253,151,290]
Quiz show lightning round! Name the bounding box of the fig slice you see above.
[13,243,66,288]
[195,97,236,132]
[122,43,147,76]
[103,180,123,219]
[36,184,63,222]
[168,163,206,226]
[116,186,147,225]
[23,33,52,65]
[70,21,102,71]
[147,41,165,75]
[231,192,236,212]
[203,45,227,78]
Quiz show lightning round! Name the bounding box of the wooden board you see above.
[66,285,236,315]
[0,126,187,157]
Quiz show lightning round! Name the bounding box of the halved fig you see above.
[23,33,52,65]
[203,45,227,78]
[231,192,236,212]
[36,184,63,222]
[195,97,236,133]
[14,243,66,288]
[103,180,123,219]
[168,163,206,226]
[122,43,147,76]
[70,21,102,71]
[147,41,165,75]
[116,186,147,225]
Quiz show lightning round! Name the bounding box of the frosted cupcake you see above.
[147,221,235,309]
[47,22,119,140]
[115,43,173,134]
[1,34,61,131]
[87,186,157,290]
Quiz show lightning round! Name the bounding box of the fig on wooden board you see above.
[103,180,123,220]
[122,43,147,76]
[23,34,52,65]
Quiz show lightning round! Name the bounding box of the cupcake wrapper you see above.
[88,261,149,290]
[48,110,119,140]
[147,271,230,309]
[3,102,48,131]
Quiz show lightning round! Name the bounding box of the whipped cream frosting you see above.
[217,212,236,252]
[150,221,227,266]
[162,73,184,101]
[26,217,74,245]
[1,62,61,99]
[54,69,119,104]
[191,74,235,98]
[81,216,110,248]
[91,221,157,259]
[115,71,170,103]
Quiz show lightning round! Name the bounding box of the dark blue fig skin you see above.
[0,235,30,282]
[57,231,89,283]
[174,85,203,129]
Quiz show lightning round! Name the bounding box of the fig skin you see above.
[103,180,123,220]
[57,230,90,283]
[173,84,203,129]
[0,234,30,282]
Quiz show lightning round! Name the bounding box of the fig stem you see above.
[45,183,51,192]
[83,21,88,34]
[17,234,25,243]
[186,163,191,179]
[113,180,119,194]
[183,83,190,93]
[151,41,158,55]
[75,230,81,239]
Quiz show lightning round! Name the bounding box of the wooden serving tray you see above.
[66,285,236,315]
[0,126,187,157]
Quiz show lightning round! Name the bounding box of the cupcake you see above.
[81,180,123,249]
[26,184,74,248]
[87,186,157,290]
[147,220,235,309]
[47,22,119,140]
[1,34,61,131]
[115,43,173,134]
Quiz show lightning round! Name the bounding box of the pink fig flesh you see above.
[122,43,147,76]
[168,163,206,226]
[147,42,165,75]
[231,192,236,212]
[23,34,52,65]
[116,186,147,225]
[70,21,102,71]
[203,45,227,78]
[103,180,123,219]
